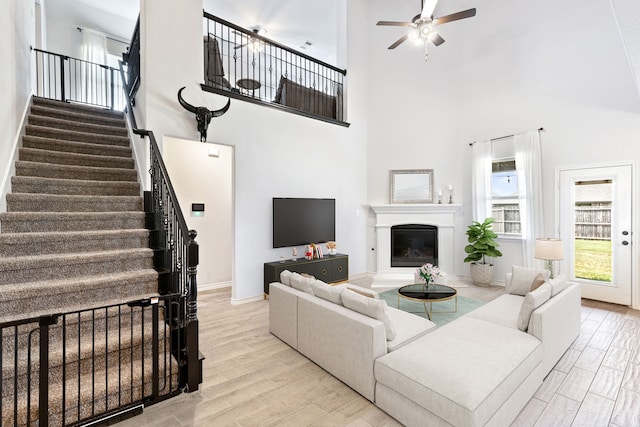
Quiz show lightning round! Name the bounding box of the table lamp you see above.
[534,238,563,278]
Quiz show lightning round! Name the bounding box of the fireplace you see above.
[370,204,462,283]
[391,224,438,267]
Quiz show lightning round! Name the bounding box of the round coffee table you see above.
[397,283,458,320]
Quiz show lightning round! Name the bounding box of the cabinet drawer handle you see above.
[337,266,343,272]
[321,268,328,275]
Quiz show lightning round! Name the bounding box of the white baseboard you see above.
[348,272,375,281]
[0,98,31,215]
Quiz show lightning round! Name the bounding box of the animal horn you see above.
[177,87,197,113]
[212,98,231,117]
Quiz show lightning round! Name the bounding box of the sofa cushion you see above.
[465,293,523,329]
[310,279,344,305]
[345,286,379,299]
[290,272,315,295]
[374,316,543,427]
[518,282,552,331]
[531,273,546,291]
[280,269,292,286]
[385,307,436,352]
[507,266,550,296]
[549,276,570,296]
[342,289,396,340]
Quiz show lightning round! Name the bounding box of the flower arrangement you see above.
[417,263,442,285]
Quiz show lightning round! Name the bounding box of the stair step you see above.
[16,160,138,182]
[19,147,135,169]
[0,248,154,286]
[11,176,140,197]
[0,211,146,233]
[6,193,142,213]
[32,97,125,120]
[22,135,132,158]
[29,114,128,138]
[25,124,130,147]
[30,104,126,128]
[0,229,148,256]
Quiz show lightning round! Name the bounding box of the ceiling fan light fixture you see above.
[420,25,430,36]
[408,29,420,41]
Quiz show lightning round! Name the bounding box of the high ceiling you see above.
[44,0,640,98]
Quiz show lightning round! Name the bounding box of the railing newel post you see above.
[38,315,57,426]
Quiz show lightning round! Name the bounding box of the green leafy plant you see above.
[464,217,503,264]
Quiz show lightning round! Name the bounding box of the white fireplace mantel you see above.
[370,204,463,283]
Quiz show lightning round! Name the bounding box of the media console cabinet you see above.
[264,253,348,296]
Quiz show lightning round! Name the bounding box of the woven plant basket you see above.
[470,263,495,287]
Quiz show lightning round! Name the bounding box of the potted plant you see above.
[464,217,503,286]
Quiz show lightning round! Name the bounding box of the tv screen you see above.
[273,198,336,248]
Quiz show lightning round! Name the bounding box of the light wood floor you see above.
[114,279,640,426]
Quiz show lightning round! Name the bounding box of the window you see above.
[491,159,521,235]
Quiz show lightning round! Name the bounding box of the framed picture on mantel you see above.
[390,169,434,204]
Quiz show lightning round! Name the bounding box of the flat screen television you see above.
[273,198,336,248]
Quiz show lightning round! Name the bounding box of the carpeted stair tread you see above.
[15,160,138,182]
[19,147,135,169]
[10,176,140,196]
[0,248,154,285]
[0,269,159,323]
[0,211,146,233]
[32,97,125,120]
[0,229,149,257]
[29,114,128,137]
[25,124,130,147]
[6,193,142,213]
[22,134,132,158]
[30,104,126,127]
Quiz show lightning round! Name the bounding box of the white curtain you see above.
[81,29,107,105]
[82,29,107,64]
[471,140,493,222]
[515,131,544,268]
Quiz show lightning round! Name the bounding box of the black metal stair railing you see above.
[202,11,349,126]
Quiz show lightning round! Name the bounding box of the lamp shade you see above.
[534,238,564,260]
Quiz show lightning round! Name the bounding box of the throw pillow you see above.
[530,273,546,291]
[290,272,315,295]
[342,289,396,340]
[549,276,570,297]
[280,270,292,286]
[517,282,552,331]
[311,280,344,305]
[507,266,550,296]
[346,286,379,299]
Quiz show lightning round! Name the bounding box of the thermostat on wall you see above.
[191,203,205,212]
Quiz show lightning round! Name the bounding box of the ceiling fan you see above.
[376,0,476,60]
[234,26,267,51]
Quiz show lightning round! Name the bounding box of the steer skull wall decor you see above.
[177,86,231,142]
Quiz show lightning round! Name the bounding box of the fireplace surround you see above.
[371,204,463,282]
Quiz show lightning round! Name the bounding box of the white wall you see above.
[0,0,35,214]
[163,137,233,288]
[365,0,640,294]
[140,0,369,302]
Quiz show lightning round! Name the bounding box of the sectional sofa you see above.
[269,267,581,426]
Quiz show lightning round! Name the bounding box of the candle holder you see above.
[448,189,453,204]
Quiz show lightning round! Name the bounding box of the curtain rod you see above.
[77,27,129,45]
[468,127,544,147]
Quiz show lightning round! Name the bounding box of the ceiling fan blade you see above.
[430,33,445,46]
[234,43,249,50]
[420,0,439,19]
[388,34,409,49]
[435,8,476,25]
[377,21,412,26]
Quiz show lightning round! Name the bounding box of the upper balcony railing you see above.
[202,12,348,126]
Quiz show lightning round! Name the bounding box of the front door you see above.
[558,164,633,305]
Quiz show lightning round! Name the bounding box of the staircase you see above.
[0,97,177,426]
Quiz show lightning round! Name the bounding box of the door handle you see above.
[622,241,629,246]
[622,231,629,236]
